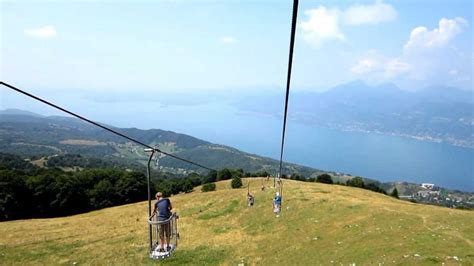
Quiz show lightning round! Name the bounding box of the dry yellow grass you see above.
[1,178,473,265]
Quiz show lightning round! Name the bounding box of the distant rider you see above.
[273,191,282,217]
[247,192,255,207]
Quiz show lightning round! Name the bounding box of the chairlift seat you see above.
[150,244,176,259]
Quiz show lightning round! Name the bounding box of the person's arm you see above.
[168,199,173,211]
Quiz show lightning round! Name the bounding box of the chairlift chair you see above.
[148,212,180,259]
[145,148,180,260]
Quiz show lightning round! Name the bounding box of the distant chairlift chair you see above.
[148,212,180,259]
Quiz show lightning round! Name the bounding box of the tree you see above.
[346,176,365,188]
[0,170,31,220]
[26,172,61,217]
[290,173,302,180]
[231,176,243,189]
[390,188,399,199]
[233,168,244,178]
[202,170,217,184]
[115,171,147,204]
[52,173,91,216]
[169,180,182,195]
[316,174,333,184]
[155,179,172,197]
[89,179,116,209]
[217,168,232,181]
[181,179,194,193]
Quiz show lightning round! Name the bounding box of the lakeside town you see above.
[397,182,474,209]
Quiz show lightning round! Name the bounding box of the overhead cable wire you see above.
[278,0,299,180]
[0,81,215,171]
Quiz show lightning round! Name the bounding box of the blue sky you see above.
[1,0,472,96]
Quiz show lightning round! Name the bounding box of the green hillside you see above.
[0,112,324,177]
[1,178,472,265]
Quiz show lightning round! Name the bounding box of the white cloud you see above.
[300,7,344,47]
[448,69,458,75]
[350,51,410,78]
[24,25,57,39]
[351,17,471,89]
[344,0,397,25]
[384,59,411,78]
[404,17,467,51]
[219,36,236,44]
[351,59,377,74]
[300,1,396,47]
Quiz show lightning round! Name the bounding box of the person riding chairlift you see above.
[273,191,282,217]
[152,192,173,252]
[247,192,255,207]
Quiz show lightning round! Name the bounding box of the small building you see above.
[421,183,435,190]
[418,191,431,197]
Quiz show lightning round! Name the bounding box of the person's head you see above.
[276,192,280,197]
[155,192,163,199]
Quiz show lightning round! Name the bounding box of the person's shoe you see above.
[276,215,280,218]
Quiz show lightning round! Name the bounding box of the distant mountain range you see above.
[237,81,474,148]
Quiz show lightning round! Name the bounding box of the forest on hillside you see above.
[0,153,249,221]
[0,152,399,221]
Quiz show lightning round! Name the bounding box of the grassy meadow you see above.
[1,178,473,265]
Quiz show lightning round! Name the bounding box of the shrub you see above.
[291,173,306,181]
[347,176,365,188]
[316,174,333,184]
[365,182,387,194]
[231,176,243,189]
[201,183,216,192]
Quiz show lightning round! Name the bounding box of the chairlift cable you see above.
[0,81,215,171]
[278,0,299,181]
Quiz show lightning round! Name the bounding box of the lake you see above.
[100,102,473,192]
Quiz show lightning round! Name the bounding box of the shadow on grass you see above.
[198,200,239,220]
[1,240,85,263]
[153,246,229,265]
